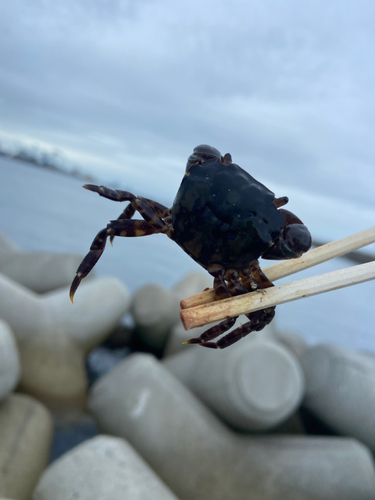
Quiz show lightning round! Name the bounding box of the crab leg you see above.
[84,184,171,244]
[85,185,168,231]
[108,196,171,242]
[199,307,276,349]
[225,269,249,295]
[184,266,268,348]
[84,185,170,219]
[70,219,158,302]
[185,317,237,345]
[206,265,232,300]
[250,261,274,289]
[70,185,174,301]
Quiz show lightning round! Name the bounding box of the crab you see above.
[70,145,312,349]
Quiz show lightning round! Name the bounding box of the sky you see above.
[0,0,375,213]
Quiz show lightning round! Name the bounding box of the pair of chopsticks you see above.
[180,226,375,331]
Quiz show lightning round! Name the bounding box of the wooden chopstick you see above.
[181,261,375,330]
[180,226,375,310]
[180,226,375,331]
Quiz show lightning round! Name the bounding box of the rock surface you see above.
[1,228,375,500]
[0,232,19,261]
[130,283,178,351]
[163,335,305,431]
[32,435,179,500]
[171,271,212,304]
[271,328,309,358]
[0,273,129,410]
[50,412,98,462]
[0,394,53,500]
[0,320,20,401]
[300,343,375,452]
[89,353,375,500]
[0,252,91,293]
[0,231,92,293]
[130,272,213,353]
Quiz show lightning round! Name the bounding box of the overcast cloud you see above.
[0,0,374,212]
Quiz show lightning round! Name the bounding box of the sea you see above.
[0,156,374,352]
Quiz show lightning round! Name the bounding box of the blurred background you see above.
[0,0,374,349]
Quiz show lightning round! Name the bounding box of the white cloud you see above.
[0,0,374,208]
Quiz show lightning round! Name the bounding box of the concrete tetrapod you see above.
[300,343,375,452]
[163,336,305,432]
[0,232,19,261]
[130,272,212,353]
[0,394,53,500]
[0,230,93,293]
[89,353,375,500]
[0,252,92,293]
[171,271,213,305]
[271,328,309,358]
[0,273,129,410]
[32,435,179,500]
[0,319,20,401]
[130,283,178,352]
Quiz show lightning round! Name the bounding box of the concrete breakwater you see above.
[0,231,375,500]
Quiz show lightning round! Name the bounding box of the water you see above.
[1,156,374,351]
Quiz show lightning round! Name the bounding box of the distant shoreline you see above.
[0,146,96,183]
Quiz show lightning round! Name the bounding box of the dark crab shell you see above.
[172,157,286,271]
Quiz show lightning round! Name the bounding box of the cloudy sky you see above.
[1,0,374,215]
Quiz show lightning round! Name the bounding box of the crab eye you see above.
[185,145,222,172]
[283,225,312,256]
[185,153,201,172]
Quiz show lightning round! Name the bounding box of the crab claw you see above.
[69,274,83,303]
[83,184,101,193]
[69,228,108,303]
[182,338,201,345]
[182,338,219,348]
[69,247,105,303]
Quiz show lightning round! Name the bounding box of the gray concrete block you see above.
[163,336,305,431]
[0,273,129,410]
[0,319,20,401]
[0,231,93,293]
[0,273,44,342]
[0,252,92,293]
[89,353,375,500]
[130,283,178,351]
[241,434,375,499]
[0,232,19,262]
[45,276,130,354]
[171,271,213,303]
[164,322,208,357]
[0,394,53,500]
[32,435,179,500]
[300,343,375,452]
[272,328,309,358]
[130,272,213,353]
